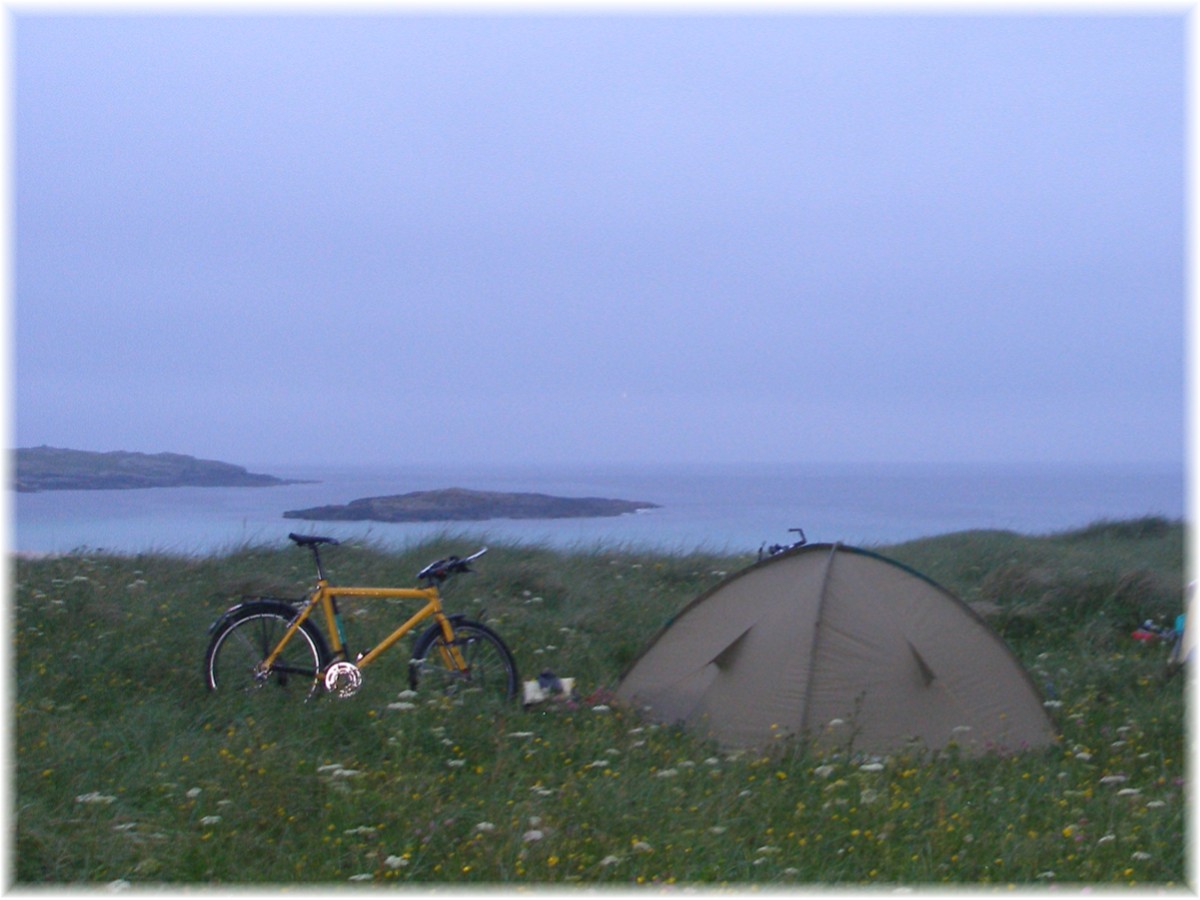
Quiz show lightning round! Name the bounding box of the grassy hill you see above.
[12,518,1186,886]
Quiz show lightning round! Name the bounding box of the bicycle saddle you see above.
[288,533,340,547]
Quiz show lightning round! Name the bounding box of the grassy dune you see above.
[12,518,1187,886]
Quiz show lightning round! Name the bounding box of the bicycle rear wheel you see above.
[409,620,518,705]
[205,605,328,696]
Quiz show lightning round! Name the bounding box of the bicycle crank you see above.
[323,661,363,698]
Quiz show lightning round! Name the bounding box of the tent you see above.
[615,543,1058,756]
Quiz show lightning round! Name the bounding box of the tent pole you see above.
[798,543,841,739]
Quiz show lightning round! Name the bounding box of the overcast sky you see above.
[12,11,1186,467]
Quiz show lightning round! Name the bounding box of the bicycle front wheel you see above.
[205,605,328,696]
[409,620,519,705]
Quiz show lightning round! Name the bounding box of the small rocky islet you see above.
[283,487,660,523]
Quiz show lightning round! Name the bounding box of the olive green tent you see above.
[615,543,1057,756]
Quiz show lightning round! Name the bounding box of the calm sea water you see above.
[9,462,1186,557]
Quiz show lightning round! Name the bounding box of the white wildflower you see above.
[710,826,727,834]
[599,855,621,867]
[1147,800,1167,809]
[76,792,117,804]
[1117,788,1141,796]
[348,873,373,881]
[199,816,221,826]
[814,764,836,778]
[446,759,466,768]
[1132,851,1152,861]
[1075,751,1093,762]
[632,840,653,852]
[396,689,417,700]
[1036,871,1056,880]
[507,731,535,738]
[474,822,496,833]
[522,829,545,843]
[656,768,679,778]
[1097,834,1116,845]
[784,867,800,876]
[384,855,409,869]
[185,787,202,798]
[1099,774,1128,785]
[859,762,885,772]
[591,704,611,712]
[827,718,846,728]
[387,702,416,711]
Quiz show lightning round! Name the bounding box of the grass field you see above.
[11,517,1188,886]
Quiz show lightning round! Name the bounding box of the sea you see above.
[9,461,1187,558]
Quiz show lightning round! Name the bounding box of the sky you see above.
[10,8,1188,468]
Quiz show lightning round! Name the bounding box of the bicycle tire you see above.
[409,619,519,705]
[204,603,330,696]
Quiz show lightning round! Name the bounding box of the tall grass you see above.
[12,520,1187,886]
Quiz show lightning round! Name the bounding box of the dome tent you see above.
[615,543,1058,756]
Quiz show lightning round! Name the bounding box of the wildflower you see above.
[1147,800,1167,809]
[783,867,800,876]
[656,768,679,778]
[632,840,653,853]
[1075,751,1093,762]
[814,764,836,778]
[522,830,545,843]
[331,768,362,778]
[710,826,727,834]
[199,816,221,825]
[185,787,202,798]
[828,718,846,728]
[1098,834,1116,845]
[384,855,409,869]
[1099,774,1128,785]
[396,690,417,699]
[952,725,973,733]
[1117,788,1141,796]
[1043,700,1063,708]
[507,731,535,738]
[1132,851,1152,861]
[474,822,496,833]
[592,704,611,712]
[600,855,621,867]
[348,873,373,881]
[1036,871,1056,880]
[388,702,416,711]
[447,759,466,768]
[859,762,885,772]
[704,757,720,766]
[76,792,117,804]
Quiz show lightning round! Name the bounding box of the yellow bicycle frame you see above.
[256,578,468,680]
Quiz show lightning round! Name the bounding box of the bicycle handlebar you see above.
[417,547,488,583]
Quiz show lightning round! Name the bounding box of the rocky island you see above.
[13,446,307,492]
[284,487,660,523]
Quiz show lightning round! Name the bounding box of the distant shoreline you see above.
[12,446,311,493]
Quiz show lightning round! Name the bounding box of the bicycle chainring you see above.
[323,661,363,698]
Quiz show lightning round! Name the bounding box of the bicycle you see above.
[203,533,519,703]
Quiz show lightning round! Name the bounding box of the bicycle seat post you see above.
[309,544,329,582]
